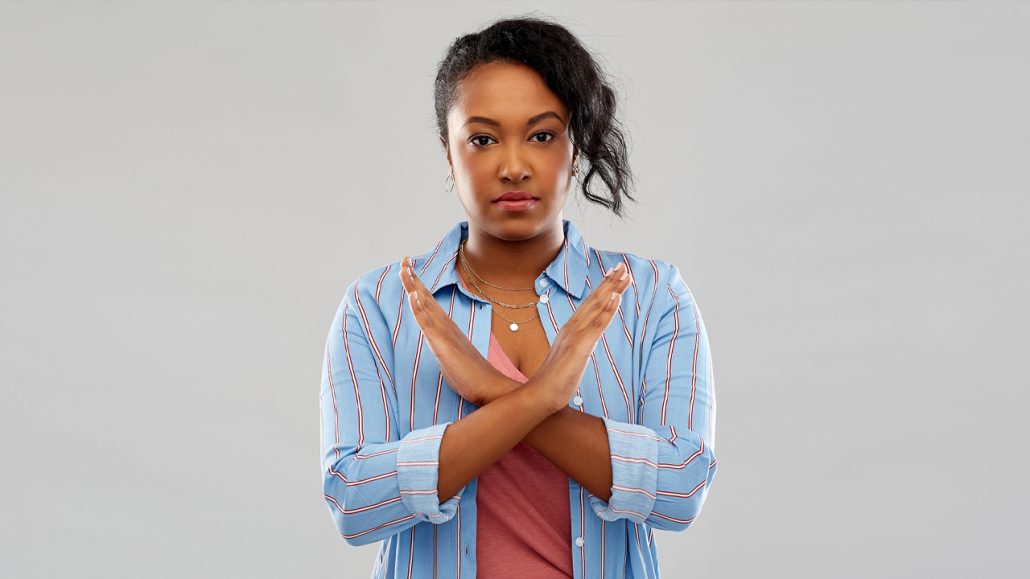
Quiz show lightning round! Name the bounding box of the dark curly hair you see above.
[434,14,637,218]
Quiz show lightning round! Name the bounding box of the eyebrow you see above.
[461,111,564,130]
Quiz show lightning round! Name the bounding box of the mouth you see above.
[492,190,540,213]
[493,198,538,212]
[493,190,539,203]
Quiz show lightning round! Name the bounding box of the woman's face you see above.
[443,61,577,240]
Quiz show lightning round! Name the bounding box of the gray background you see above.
[3,1,1028,577]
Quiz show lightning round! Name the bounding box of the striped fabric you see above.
[319,219,718,578]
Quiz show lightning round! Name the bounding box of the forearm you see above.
[437,383,555,502]
[524,406,613,501]
[484,378,614,501]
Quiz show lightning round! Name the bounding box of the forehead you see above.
[448,61,567,126]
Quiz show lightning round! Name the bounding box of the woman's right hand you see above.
[527,262,633,413]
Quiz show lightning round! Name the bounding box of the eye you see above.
[468,132,556,148]
[469,135,496,147]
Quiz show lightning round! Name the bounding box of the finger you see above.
[590,285,623,330]
[399,257,419,287]
[400,257,452,332]
[601,262,632,294]
[398,257,425,300]
[405,280,441,332]
[580,264,632,327]
[399,258,424,313]
[400,261,421,308]
[402,259,442,314]
[580,262,631,316]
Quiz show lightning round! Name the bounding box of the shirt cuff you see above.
[587,416,660,524]
[396,422,465,524]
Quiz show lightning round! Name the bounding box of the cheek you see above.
[545,158,574,186]
[451,151,484,179]
[453,159,498,196]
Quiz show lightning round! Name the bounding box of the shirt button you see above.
[539,278,550,287]
[572,396,583,406]
[539,294,549,304]
[575,536,584,547]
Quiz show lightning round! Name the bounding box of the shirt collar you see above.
[419,218,590,300]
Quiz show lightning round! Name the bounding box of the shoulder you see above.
[588,247,691,304]
[339,258,405,313]
[339,242,444,314]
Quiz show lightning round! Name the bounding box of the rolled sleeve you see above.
[587,261,718,531]
[396,422,466,523]
[587,416,660,524]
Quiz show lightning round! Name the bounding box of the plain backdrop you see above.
[3,1,1029,577]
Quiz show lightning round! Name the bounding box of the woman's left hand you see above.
[399,256,518,406]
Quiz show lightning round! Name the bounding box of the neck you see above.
[459,221,564,288]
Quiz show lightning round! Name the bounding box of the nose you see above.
[498,146,531,183]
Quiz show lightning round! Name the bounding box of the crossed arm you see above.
[322,260,717,545]
[435,375,613,502]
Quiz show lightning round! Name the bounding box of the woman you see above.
[320,15,717,578]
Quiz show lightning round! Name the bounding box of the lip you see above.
[493,190,539,202]
[495,198,538,212]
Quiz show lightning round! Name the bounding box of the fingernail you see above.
[619,271,628,281]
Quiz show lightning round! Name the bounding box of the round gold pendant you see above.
[509,322,519,332]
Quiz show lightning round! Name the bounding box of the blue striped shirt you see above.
[319,218,718,578]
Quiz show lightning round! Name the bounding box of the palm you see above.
[398,258,516,405]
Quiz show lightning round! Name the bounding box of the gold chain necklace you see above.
[458,248,536,309]
[458,239,543,332]
[458,240,538,308]
[459,240,536,291]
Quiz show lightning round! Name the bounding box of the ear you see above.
[440,135,452,167]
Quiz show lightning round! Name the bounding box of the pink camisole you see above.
[474,331,573,577]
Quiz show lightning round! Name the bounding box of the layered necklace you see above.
[457,239,543,332]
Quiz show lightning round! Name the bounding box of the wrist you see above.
[478,375,521,406]
[523,377,567,415]
[510,380,563,424]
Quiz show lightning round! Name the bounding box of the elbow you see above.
[648,502,702,532]
[325,495,382,547]
[323,472,380,547]
[649,458,718,532]
[341,522,380,547]
[648,494,708,533]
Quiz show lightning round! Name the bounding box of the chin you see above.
[498,214,559,235]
